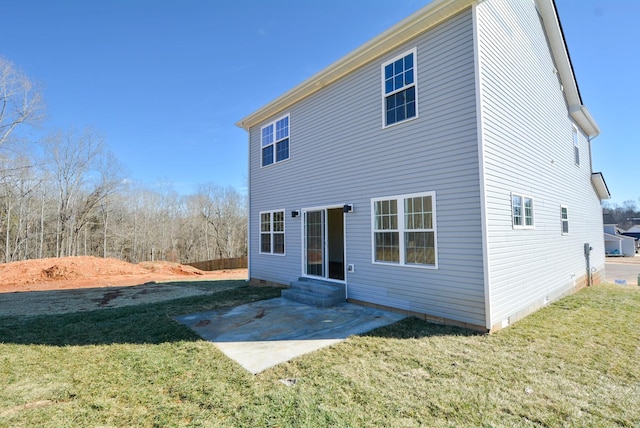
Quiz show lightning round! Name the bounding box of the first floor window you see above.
[372,192,437,267]
[261,115,290,167]
[512,194,534,228]
[260,210,285,254]
[561,206,569,234]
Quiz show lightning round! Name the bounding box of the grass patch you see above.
[1,283,639,426]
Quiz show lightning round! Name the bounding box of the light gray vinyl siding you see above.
[249,9,485,326]
[477,0,605,326]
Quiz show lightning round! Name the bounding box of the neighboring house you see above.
[236,0,610,331]
[621,225,640,251]
[603,213,635,256]
[625,225,640,234]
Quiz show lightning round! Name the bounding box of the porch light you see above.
[343,204,353,213]
[291,210,300,218]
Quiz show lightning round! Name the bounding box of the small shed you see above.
[604,232,635,257]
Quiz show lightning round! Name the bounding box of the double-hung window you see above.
[512,194,534,228]
[561,206,569,234]
[372,192,437,268]
[382,48,417,127]
[260,210,285,254]
[261,115,290,167]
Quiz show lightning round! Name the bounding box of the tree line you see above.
[0,57,246,264]
[602,200,640,231]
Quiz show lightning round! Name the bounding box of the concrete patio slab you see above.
[175,298,405,374]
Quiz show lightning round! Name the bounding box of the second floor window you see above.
[382,49,417,127]
[261,115,290,167]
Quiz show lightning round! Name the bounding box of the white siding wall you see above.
[476,0,605,327]
[249,9,486,327]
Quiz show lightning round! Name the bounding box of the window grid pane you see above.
[260,213,271,232]
[384,53,414,94]
[405,231,435,265]
[275,138,289,162]
[405,196,432,231]
[374,200,398,231]
[273,211,284,232]
[512,195,522,226]
[260,233,271,253]
[262,146,274,166]
[273,233,285,254]
[386,87,416,126]
[261,125,273,147]
[276,116,289,140]
[375,232,399,263]
[524,198,533,226]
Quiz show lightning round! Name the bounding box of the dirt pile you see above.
[41,264,76,280]
[0,256,247,293]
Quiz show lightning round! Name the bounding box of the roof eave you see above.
[236,0,475,130]
[536,0,600,138]
[591,172,611,200]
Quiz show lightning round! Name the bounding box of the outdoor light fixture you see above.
[343,204,353,213]
[291,210,300,218]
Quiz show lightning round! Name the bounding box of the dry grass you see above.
[1,282,638,427]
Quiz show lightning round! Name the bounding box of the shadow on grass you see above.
[362,316,483,340]
[0,284,281,346]
[0,277,482,347]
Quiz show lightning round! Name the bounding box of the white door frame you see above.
[300,204,346,283]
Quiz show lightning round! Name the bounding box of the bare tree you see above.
[42,128,126,256]
[191,184,247,260]
[0,57,44,149]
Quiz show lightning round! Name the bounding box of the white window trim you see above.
[370,191,438,269]
[259,209,286,255]
[260,114,290,168]
[561,205,569,235]
[511,193,534,229]
[572,125,580,166]
[381,47,419,129]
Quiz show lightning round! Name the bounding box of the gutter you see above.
[536,0,600,138]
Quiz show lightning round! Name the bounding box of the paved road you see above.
[605,259,640,285]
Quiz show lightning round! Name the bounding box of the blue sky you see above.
[2,0,638,205]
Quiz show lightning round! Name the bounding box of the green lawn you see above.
[1,282,638,427]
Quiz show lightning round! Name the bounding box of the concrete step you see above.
[289,279,345,298]
[282,278,346,307]
[281,289,342,307]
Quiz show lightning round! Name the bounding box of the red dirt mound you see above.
[0,256,247,293]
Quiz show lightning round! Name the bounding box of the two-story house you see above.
[236,0,610,332]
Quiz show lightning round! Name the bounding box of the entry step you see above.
[281,278,345,307]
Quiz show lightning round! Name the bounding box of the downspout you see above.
[246,127,252,284]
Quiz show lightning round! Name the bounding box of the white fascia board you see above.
[570,105,600,138]
[236,0,475,130]
[591,172,611,200]
[604,233,623,242]
[536,0,600,138]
